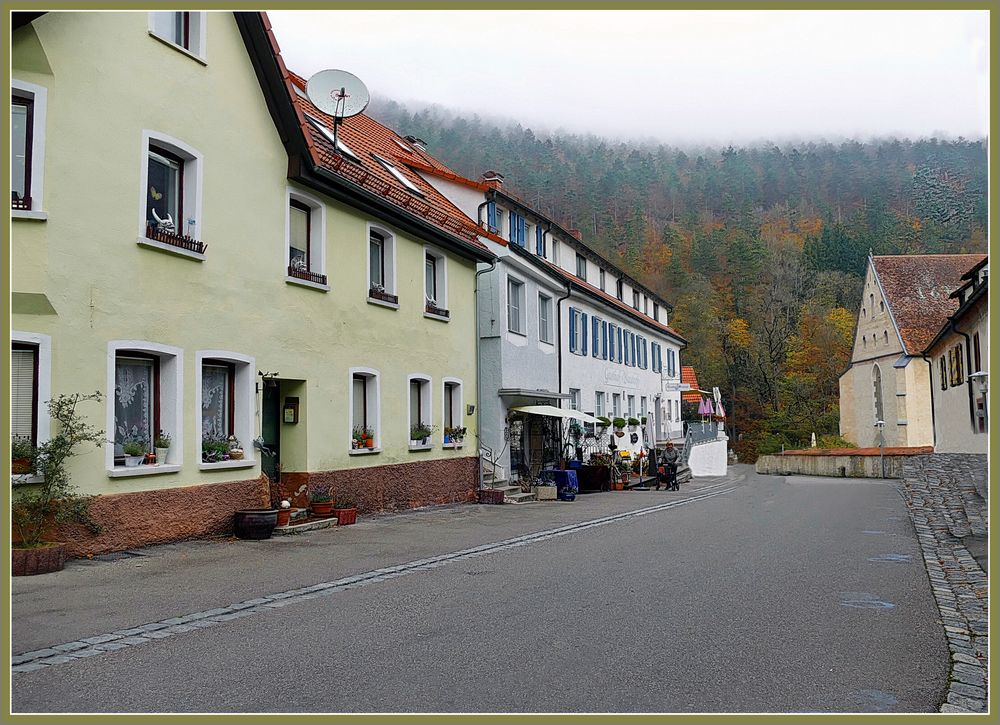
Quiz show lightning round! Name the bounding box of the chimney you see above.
[481,170,505,190]
[569,229,583,241]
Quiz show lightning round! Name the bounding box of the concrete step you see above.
[273,517,334,535]
[504,492,537,504]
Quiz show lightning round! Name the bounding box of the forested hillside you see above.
[369,98,989,460]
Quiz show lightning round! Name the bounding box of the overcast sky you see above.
[269,9,989,145]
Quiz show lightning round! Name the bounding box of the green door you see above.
[261,384,281,482]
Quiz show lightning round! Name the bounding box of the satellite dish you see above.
[306,69,370,119]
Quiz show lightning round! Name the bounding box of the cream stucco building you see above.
[11,11,493,554]
[839,253,986,449]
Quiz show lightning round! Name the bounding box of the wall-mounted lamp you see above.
[257,370,279,393]
[466,404,476,416]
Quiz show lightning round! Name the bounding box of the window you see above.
[408,375,432,446]
[667,349,676,377]
[140,132,203,256]
[576,254,587,281]
[109,342,184,475]
[872,364,884,422]
[627,396,636,417]
[115,354,159,457]
[863,336,867,350]
[940,356,948,391]
[973,332,982,372]
[884,330,889,345]
[612,393,622,417]
[633,290,640,310]
[536,225,546,256]
[637,337,648,369]
[11,344,38,446]
[569,389,580,411]
[196,351,254,468]
[538,294,553,344]
[373,153,423,195]
[11,93,33,210]
[949,345,964,386]
[509,212,526,246]
[149,12,205,57]
[652,342,662,373]
[305,115,360,162]
[569,307,588,355]
[880,300,884,312]
[623,331,632,366]
[653,303,659,322]
[599,269,606,292]
[608,323,617,361]
[367,225,397,304]
[350,369,380,450]
[286,191,326,287]
[424,248,448,315]
[443,380,463,440]
[595,392,606,418]
[552,238,560,265]
[487,202,502,235]
[616,279,624,301]
[641,397,647,417]
[507,277,525,334]
[643,296,649,315]
[201,361,234,439]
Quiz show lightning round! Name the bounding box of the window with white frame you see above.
[287,190,326,286]
[538,293,553,344]
[569,307,587,355]
[640,397,647,417]
[197,352,254,467]
[424,248,448,314]
[535,225,546,257]
[627,395,636,418]
[653,303,660,321]
[569,389,580,411]
[508,212,526,246]
[368,225,397,303]
[11,344,38,446]
[110,342,181,471]
[616,279,624,301]
[443,379,463,441]
[408,375,432,445]
[595,392,606,418]
[633,290,640,310]
[599,268,606,291]
[12,82,47,212]
[576,253,587,281]
[149,11,206,58]
[507,277,526,334]
[612,393,622,417]
[350,369,379,448]
[141,132,203,253]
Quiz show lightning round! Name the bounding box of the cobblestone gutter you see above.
[899,454,988,713]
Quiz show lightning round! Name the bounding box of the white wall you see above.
[688,438,728,477]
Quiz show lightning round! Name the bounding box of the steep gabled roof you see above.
[872,254,986,354]
[681,366,702,403]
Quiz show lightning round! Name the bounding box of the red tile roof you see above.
[269,58,489,253]
[533,256,686,344]
[681,366,702,403]
[873,254,987,354]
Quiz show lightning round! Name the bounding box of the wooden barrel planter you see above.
[233,509,279,540]
[13,542,67,576]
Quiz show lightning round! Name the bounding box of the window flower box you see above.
[145,223,207,255]
[425,302,450,318]
[368,285,398,305]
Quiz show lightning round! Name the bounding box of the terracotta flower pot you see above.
[333,507,357,525]
[311,501,334,517]
[276,509,291,527]
[365,438,374,449]
[13,542,67,576]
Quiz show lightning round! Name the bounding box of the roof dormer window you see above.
[393,138,414,153]
[373,153,424,196]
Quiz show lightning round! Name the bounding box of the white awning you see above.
[510,405,600,424]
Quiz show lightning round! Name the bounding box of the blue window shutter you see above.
[487,201,496,229]
[591,317,599,357]
[617,328,623,363]
[602,321,608,359]
[536,225,543,255]
[608,325,614,359]
[624,332,630,366]
[632,334,638,367]
[581,312,588,353]
[519,216,526,246]
[570,308,578,353]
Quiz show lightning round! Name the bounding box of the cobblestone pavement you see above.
[899,454,988,713]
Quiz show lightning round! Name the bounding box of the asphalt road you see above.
[11,468,949,713]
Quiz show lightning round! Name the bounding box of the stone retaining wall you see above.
[755,453,909,478]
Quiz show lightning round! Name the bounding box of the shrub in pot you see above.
[333,497,357,525]
[154,429,172,464]
[310,484,335,516]
[121,436,148,467]
[12,392,104,575]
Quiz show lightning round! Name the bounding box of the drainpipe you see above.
[919,353,938,449]
[474,257,497,488]
[555,279,572,407]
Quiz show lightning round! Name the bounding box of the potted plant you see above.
[154,430,171,465]
[202,434,230,463]
[309,483,334,517]
[596,416,612,433]
[410,424,433,446]
[233,508,279,540]
[362,427,375,449]
[11,435,35,475]
[612,417,627,437]
[352,426,364,450]
[640,416,648,427]
[627,417,640,431]
[276,499,293,527]
[568,421,584,442]
[450,426,466,445]
[557,478,578,502]
[12,392,104,575]
[122,436,148,467]
[531,480,557,501]
[333,496,357,525]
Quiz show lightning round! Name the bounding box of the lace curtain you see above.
[202,365,229,439]
[115,357,153,453]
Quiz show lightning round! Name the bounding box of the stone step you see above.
[504,492,537,504]
[273,517,334,535]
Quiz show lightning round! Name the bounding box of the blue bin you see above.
[567,460,583,470]
[553,470,579,499]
